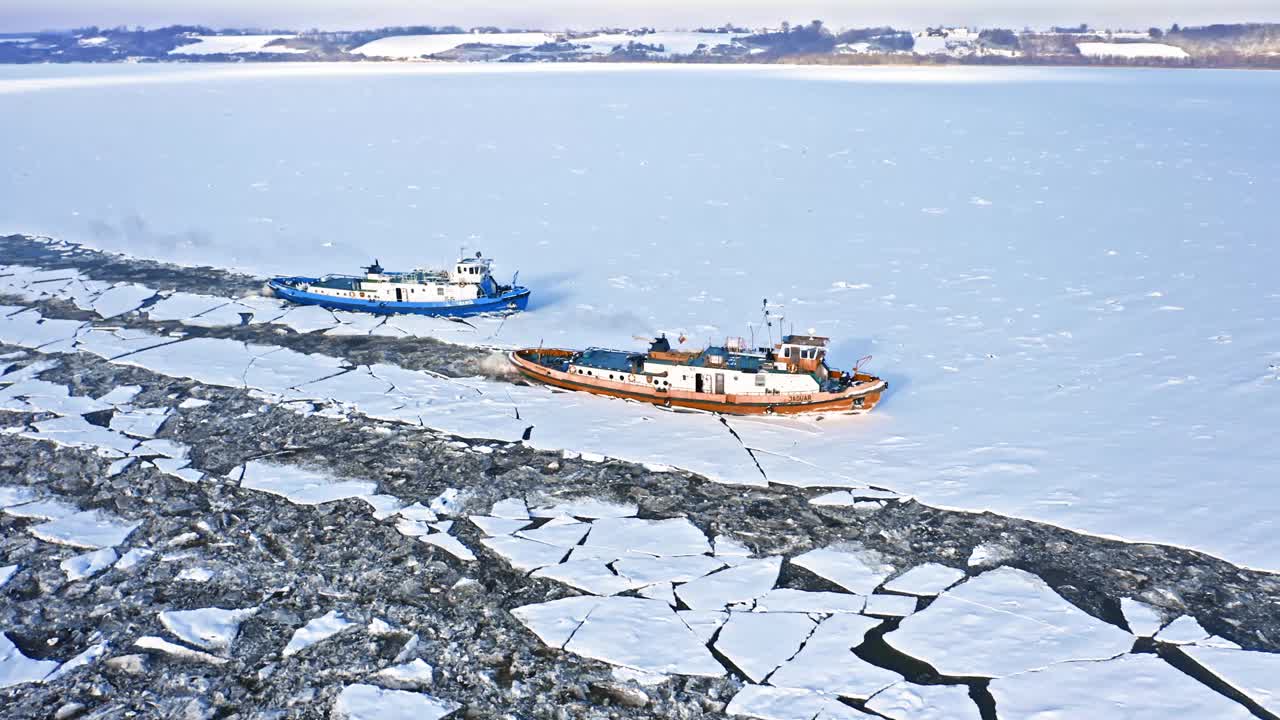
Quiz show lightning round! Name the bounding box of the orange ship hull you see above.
[509,349,886,416]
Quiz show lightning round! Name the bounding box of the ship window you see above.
[755,374,766,386]
[437,287,444,296]
[784,348,792,358]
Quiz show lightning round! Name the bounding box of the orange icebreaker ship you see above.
[510,334,886,415]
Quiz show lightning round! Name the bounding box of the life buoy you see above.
[628,374,636,382]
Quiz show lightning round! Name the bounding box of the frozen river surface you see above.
[2,63,1278,569]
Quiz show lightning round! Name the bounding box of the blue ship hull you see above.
[269,277,530,317]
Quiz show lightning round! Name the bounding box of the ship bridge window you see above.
[784,348,793,358]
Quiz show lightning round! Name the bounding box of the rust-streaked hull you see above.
[509,349,886,416]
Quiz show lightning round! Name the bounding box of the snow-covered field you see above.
[169,35,305,55]
[1,63,1278,571]
[1077,42,1190,59]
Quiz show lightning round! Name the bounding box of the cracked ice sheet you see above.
[273,304,339,333]
[0,378,113,415]
[511,384,765,486]
[884,567,1134,678]
[990,653,1253,719]
[91,283,155,319]
[714,611,816,682]
[159,607,258,651]
[580,517,712,557]
[333,684,460,720]
[30,509,140,549]
[0,632,59,688]
[238,460,377,506]
[117,336,256,388]
[74,326,177,360]
[21,415,139,457]
[726,685,867,720]
[675,557,781,611]
[563,596,726,677]
[0,309,84,352]
[769,613,898,699]
[1181,645,1280,716]
[145,292,228,322]
[866,682,981,720]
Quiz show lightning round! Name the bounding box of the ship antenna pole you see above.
[763,298,773,348]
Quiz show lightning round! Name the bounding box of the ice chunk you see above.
[30,509,140,549]
[376,658,435,686]
[145,292,226,322]
[275,305,339,334]
[91,283,155,319]
[614,555,725,586]
[675,557,781,611]
[4,497,79,520]
[713,611,817,682]
[467,515,531,536]
[529,498,638,519]
[1155,615,1211,645]
[790,545,894,595]
[882,564,966,597]
[489,497,529,519]
[428,488,463,516]
[0,565,16,588]
[532,560,636,596]
[397,503,438,522]
[809,489,905,505]
[0,632,59,688]
[0,310,84,351]
[283,610,356,657]
[863,594,917,618]
[511,595,603,648]
[751,588,867,614]
[159,607,258,651]
[884,567,1134,677]
[133,636,227,665]
[1121,597,1163,637]
[677,610,729,643]
[989,653,1253,719]
[333,684,460,720]
[515,521,591,547]
[419,532,476,562]
[238,460,377,506]
[580,517,711,557]
[725,685,866,720]
[713,535,753,557]
[45,643,107,682]
[866,682,982,720]
[108,407,171,438]
[97,384,142,405]
[1181,645,1280,716]
[60,547,118,581]
[22,415,139,457]
[563,597,725,677]
[176,567,213,582]
[769,614,898,698]
[114,547,155,571]
[480,535,570,571]
[0,486,38,508]
[967,543,1012,568]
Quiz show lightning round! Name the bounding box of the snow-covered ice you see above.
[4,65,1280,571]
[30,509,140,549]
[1077,42,1189,59]
[480,535,570,571]
[133,635,227,664]
[989,653,1253,719]
[170,35,305,56]
[562,596,726,677]
[375,658,435,686]
[726,684,866,720]
[1121,597,1164,637]
[1155,614,1211,645]
[579,517,711,557]
[862,593,917,617]
[884,567,1135,677]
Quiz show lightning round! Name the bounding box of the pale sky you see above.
[3,0,1278,33]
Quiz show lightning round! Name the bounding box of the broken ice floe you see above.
[881,563,966,597]
[989,653,1254,719]
[790,545,894,595]
[375,658,435,688]
[726,685,866,720]
[1120,596,1164,637]
[884,566,1134,677]
[333,683,460,720]
[1180,645,1280,716]
[713,611,816,682]
[675,557,781,611]
[236,460,378,506]
[768,614,899,698]
[30,509,141,549]
[865,682,982,720]
[133,635,228,665]
[1154,614,1211,645]
[158,607,258,652]
[283,610,356,657]
[60,547,119,581]
[0,632,59,688]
